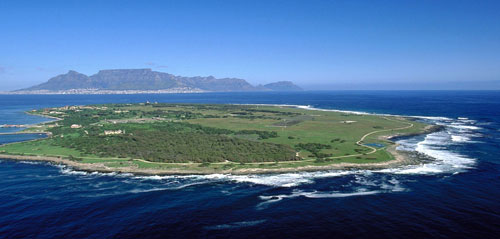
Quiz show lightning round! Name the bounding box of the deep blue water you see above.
[0,91,499,238]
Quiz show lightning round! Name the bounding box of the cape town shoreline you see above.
[0,88,207,95]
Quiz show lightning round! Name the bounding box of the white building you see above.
[104,130,123,135]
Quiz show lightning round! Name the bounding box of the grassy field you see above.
[0,103,431,172]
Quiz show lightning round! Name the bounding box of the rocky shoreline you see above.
[0,143,437,176]
[0,109,444,175]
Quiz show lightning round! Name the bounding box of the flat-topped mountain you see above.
[18,69,302,93]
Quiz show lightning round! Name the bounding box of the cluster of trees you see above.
[50,119,295,163]
[55,129,297,163]
[243,108,302,117]
[295,143,333,158]
[236,130,278,139]
[331,138,346,143]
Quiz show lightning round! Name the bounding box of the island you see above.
[0,104,440,174]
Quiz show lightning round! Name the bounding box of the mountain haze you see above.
[263,81,303,91]
[20,69,302,92]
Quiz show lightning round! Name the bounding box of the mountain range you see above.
[18,69,302,92]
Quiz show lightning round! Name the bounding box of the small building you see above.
[104,130,123,135]
[71,124,82,129]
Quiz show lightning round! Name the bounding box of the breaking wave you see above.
[381,116,479,175]
[18,160,44,165]
[204,220,267,230]
[256,176,405,209]
[247,105,479,177]
[256,189,382,209]
[226,171,353,187]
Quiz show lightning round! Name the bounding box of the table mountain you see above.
[19,69,302,92]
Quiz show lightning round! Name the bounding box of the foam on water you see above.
[451,135,472,143]
[125,170,356,188]
[382,116,479,175]
[278,104,457,122]
[257,105,479,176]
[59,166,91,176]
[416,136,474,168]
[204,220,267,230]
[411,116,454,121]
[257,189,381,209]
[57,165,131,178]
[300,189,381,198]
[56,162,364,189]
[127,187,174,194]
[19,161,43,165]
[256,174,406,209]
[449,125,482,130]
[226,171,353,187]
[260,189,382,201]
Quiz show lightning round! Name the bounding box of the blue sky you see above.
[1,0,499,90]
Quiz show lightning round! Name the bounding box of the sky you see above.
[1,0,499,90]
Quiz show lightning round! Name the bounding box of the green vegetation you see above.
[0,103,431,173]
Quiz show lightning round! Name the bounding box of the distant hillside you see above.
[26,70,93,91]
[19,69,302,92]
[263,81,303,91]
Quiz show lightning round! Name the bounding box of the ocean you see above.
[0,91,499,238]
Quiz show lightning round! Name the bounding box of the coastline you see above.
[0,88,207,95]
[0,127,440,175]
[0,112,61,136]
[0,145,413,175]
[0,105,443,175]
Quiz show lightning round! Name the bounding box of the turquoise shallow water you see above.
[0,91,499,238]
[363,143,385,148]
